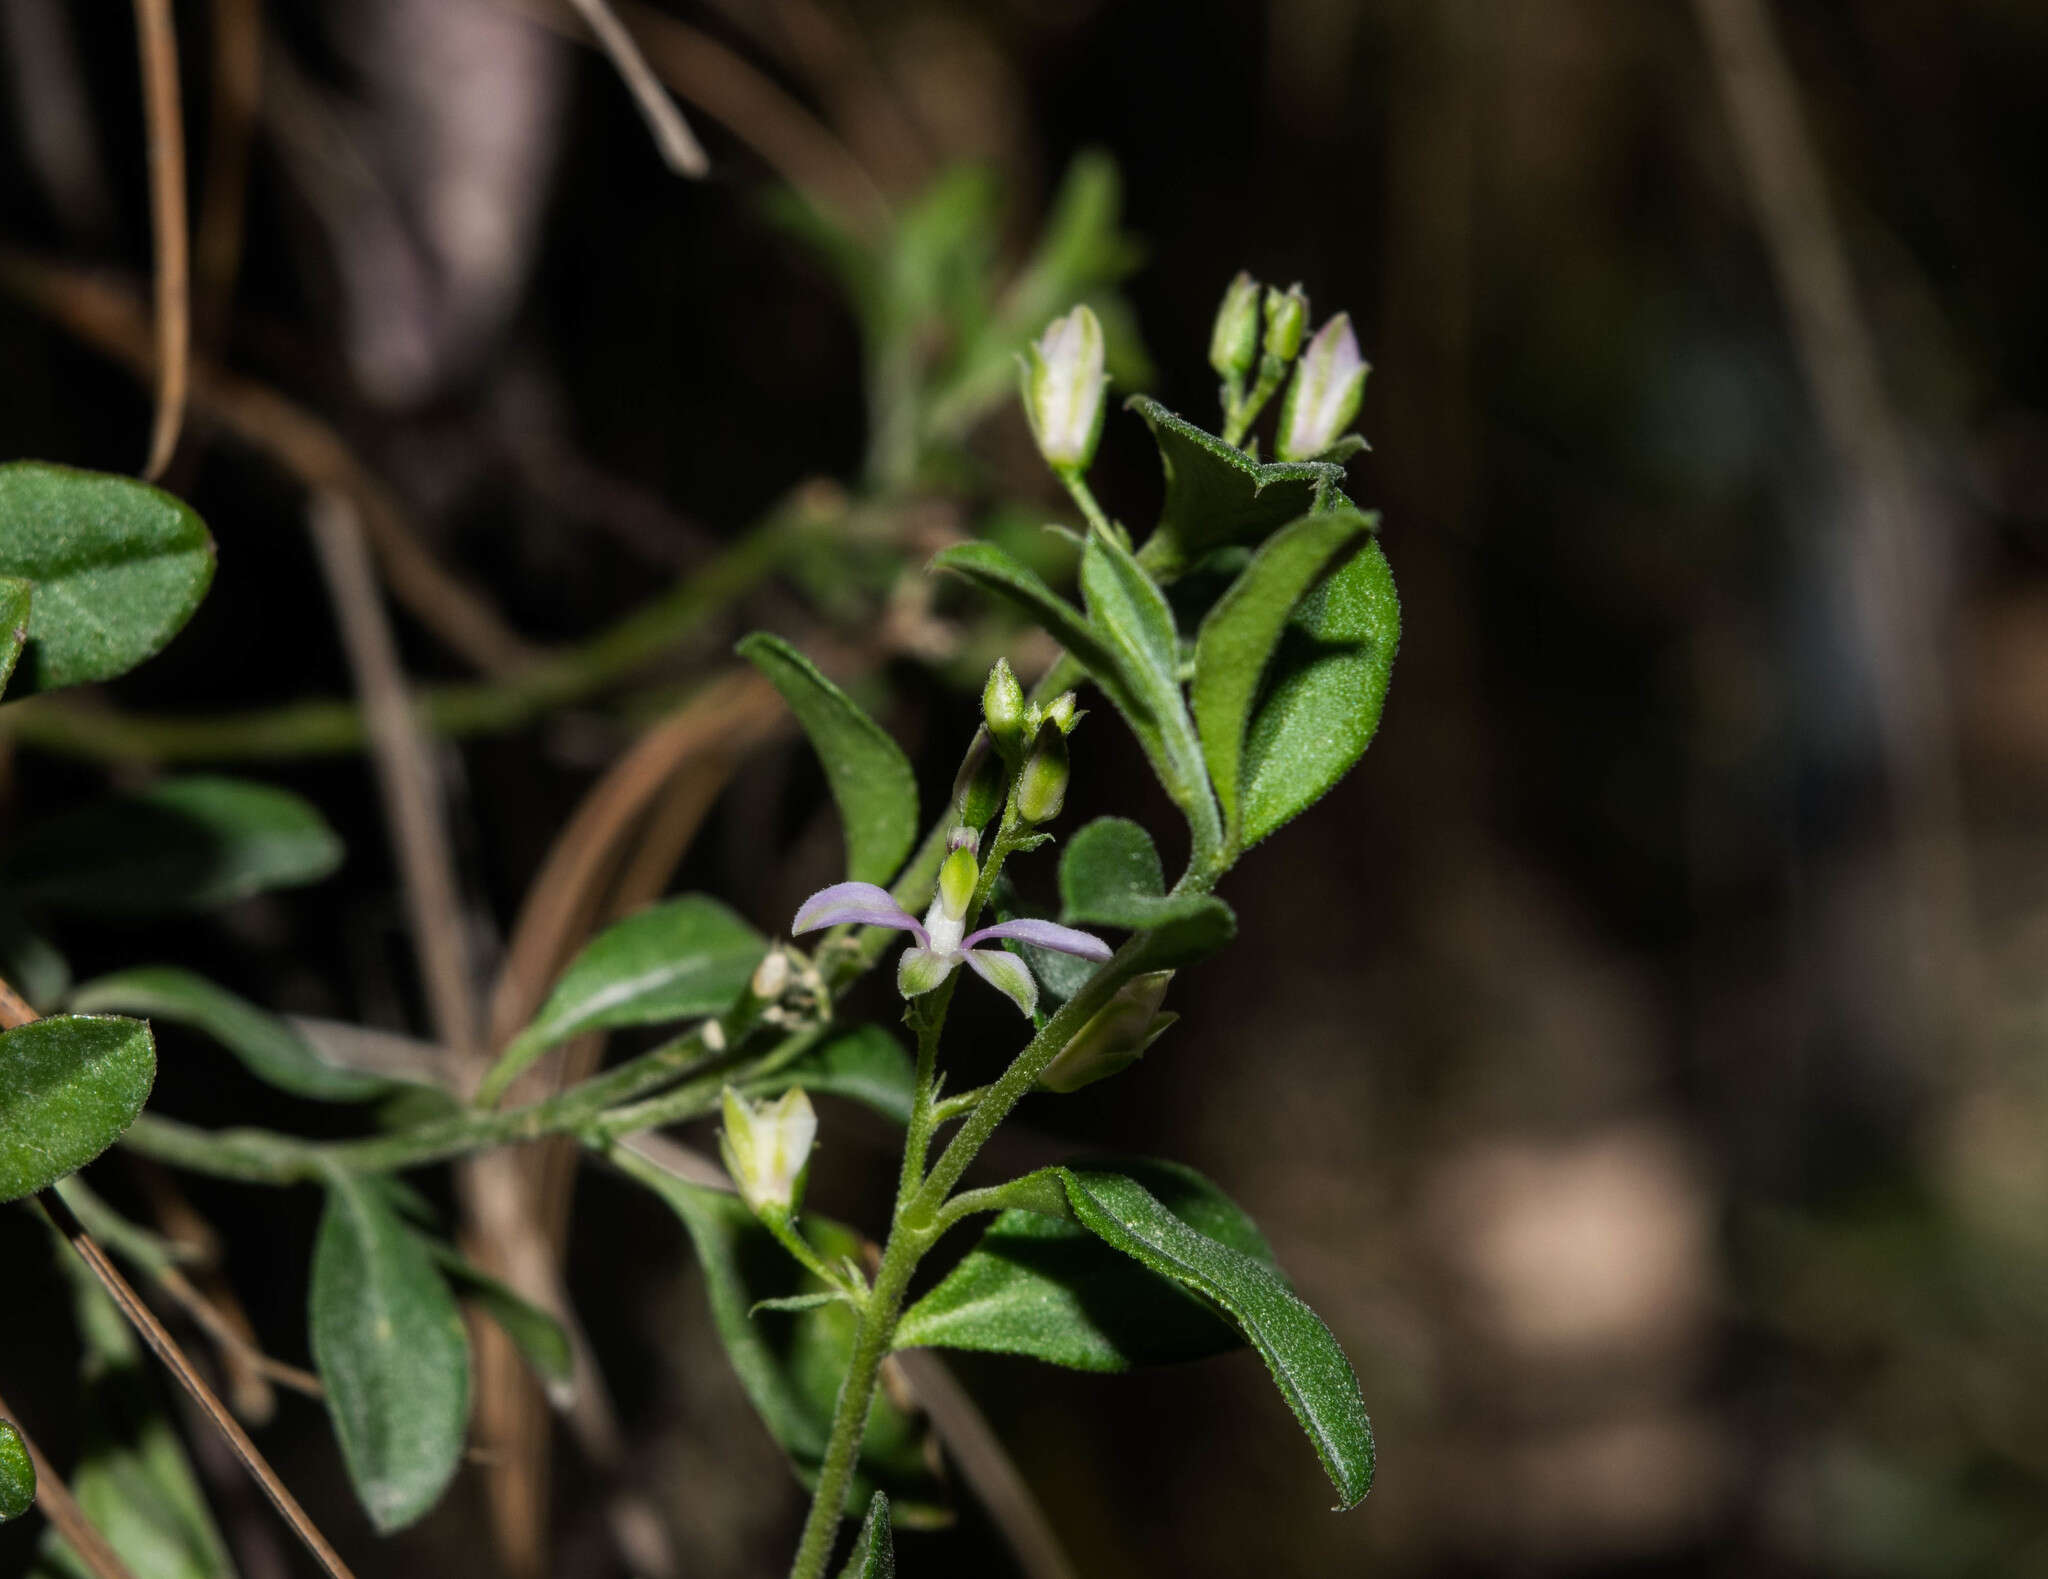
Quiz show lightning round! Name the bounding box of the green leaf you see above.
[1238,537,1400,847]
[897,1159,1374,1507]
[837,1492,895,1579]
[614,1153,946,1522]
[743,1025,915,1126]
[70,967,392,1102]
[0,1016,155,1203]
[483,895,766,1104]
[0,1419,32,1522]
[3,776,343,916]
[0,462,215,696]
[0,575,30,699]
[895,1158,1270,1371]
[1126,397,1348,573]
[0,902,70,1011]
[1058,818,1235,967]
[418,1240,575,1399]
[1192,509,1376,843]
[739,633,918,886]
[310,1174,470,1533]
[41,1251,239,1578]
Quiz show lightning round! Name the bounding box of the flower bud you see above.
[1263,283,1309,363]
[719,1086,817,1220]
[1020,304,1107,474]
[1208,271,1261,383]
[938,843,979,921]
[1275,313,1368,462]
[952,730,1006,830]
[1039,972,1176,1093]
[982,657,1028,756]
[750,947,792,1002]
[1015,727,1070,824]
[1041,691,1082,735]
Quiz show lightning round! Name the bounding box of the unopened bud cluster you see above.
[1207,273,1369,460]
[965,657,1083,829]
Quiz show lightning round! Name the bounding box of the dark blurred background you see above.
[4,0,2048,1575]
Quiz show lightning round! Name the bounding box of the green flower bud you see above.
[938,844,980,921]
[1042,690,1082,735]
[953,729,1006,830]
[1016,727,1070,824]
[1263,282,1309,362]
[1209,271,1262,383]
[1039,972,1176,1092]
[982,657,1028,756]
[719,1086,816,1221]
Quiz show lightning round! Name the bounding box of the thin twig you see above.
[132,0,189,479]
[155,1264,325,1400]
[561,0,708,177]
[0,252,540,677]
[0,1389,141,1579]
[308,491,483,1074]
[36,1193,359,1579]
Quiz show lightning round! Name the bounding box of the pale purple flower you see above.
[1275,312,1368,461]
[792,874,1111,1020]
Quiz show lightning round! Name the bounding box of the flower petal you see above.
[963,917,1113,961]
[964,948,1040,1018]
[793,882,927,944]
[897,945,961,998]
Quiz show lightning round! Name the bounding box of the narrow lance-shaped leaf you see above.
[0,1419,32,1522]
[1238,538,1399,847]
[897,1161,1374,1508]
[739,634,918,885]
[0,575,30,699]
[3,776,344,917]
[70,967,392,1102]
[309,1173,471,1533]
[0,463,216,696]
[1058,818,1234,968]
[418,1239,575,1401]
[1192,509,1376,845]
[1126,396,1349,573]
[607,1147,948,1522]
[894,1158,1271,1371]
[0,1016,155,1203]
[481,895,766,1104]
[836,1492,895,1579]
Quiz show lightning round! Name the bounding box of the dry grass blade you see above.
[132,0,188,479]
[0,252,540,677]
[562,0,708,177]
[0,1388,141,1579]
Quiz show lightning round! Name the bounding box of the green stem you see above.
[3,503,828,763]
[1059,471,1113,537]
[1221,352,1288,449]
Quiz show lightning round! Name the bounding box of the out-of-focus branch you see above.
[132,0,189,480]
[308,492,484,1073]
[0,1389,140,1579]
[0,252,540,677]
[562,0,707,177]
[194,0,262,347]
[1692,0,1977,1032]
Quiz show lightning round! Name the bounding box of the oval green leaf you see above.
[738,634,918,886]
[1238,538,1399,848]
[1192,509,1375,844]
[310,1174,471,1533]
[0,576,30,700]
[481,894,766,1104]
[3,775,344,916]
[1058,817,1235,967]
[70,967,392,1102]
[1126,396,1348,573]
[0,1015,155,1203]
[0,461,215,696]
[0,1419,32,1522]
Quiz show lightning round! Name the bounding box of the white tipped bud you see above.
[1275,314,1368,461]
[1209,272,1261,383]
[1020,304,1107,474]
[751,948,792,1002]
[1039,972,1176,1092]
[719,1086,817,1219]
